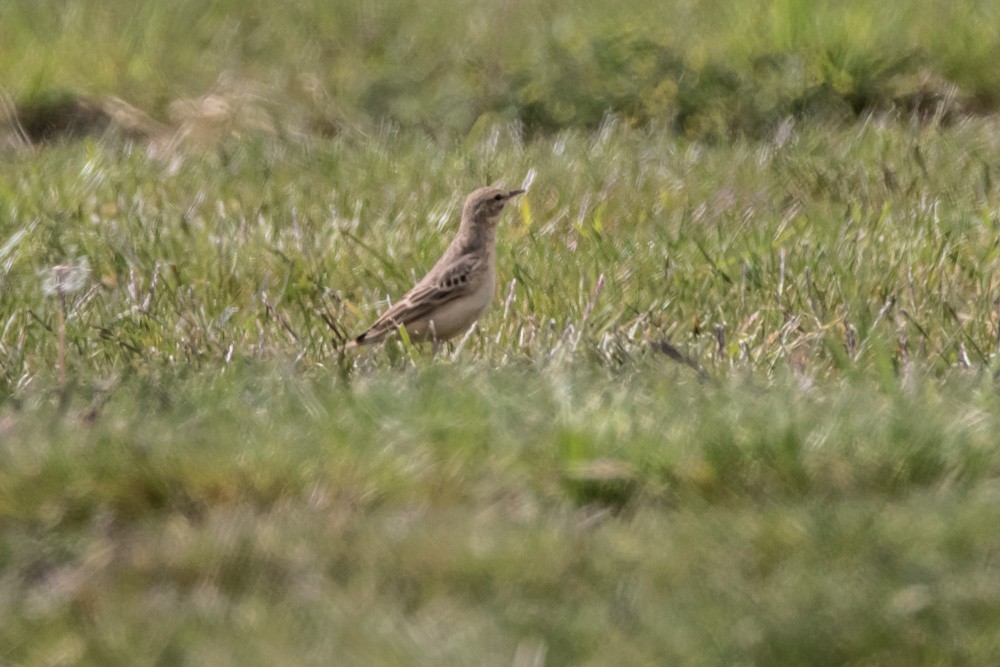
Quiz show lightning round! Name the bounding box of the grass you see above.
[3,0,1000,138]
[2,117,1000,663]
[2,120,999,381]
[3,0,1000,663]
[4,367,1000,663]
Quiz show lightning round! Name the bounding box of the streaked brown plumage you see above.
[348,186,524,348]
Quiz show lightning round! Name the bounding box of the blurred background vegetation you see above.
[3,0,999,140]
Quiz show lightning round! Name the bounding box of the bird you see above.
[347,186,525,349]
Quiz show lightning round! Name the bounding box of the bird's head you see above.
[463,186,526,227]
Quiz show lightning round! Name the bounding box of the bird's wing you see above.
[354,255,482,344]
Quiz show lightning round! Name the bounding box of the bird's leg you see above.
[429,321,442,357]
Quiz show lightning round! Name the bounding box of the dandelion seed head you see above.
[42,257,90,296]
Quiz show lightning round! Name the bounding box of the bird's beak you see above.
[506,189,526,199]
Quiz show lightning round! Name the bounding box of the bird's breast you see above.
[406,261,495,342]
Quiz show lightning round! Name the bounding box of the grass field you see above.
[4,1,1000,664]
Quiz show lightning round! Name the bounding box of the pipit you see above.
[347,186,525,349]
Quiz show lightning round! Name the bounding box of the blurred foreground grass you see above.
[3,366,1000,663]
[1,117,1000,661]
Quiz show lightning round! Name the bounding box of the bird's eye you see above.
[493,194,503,201]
